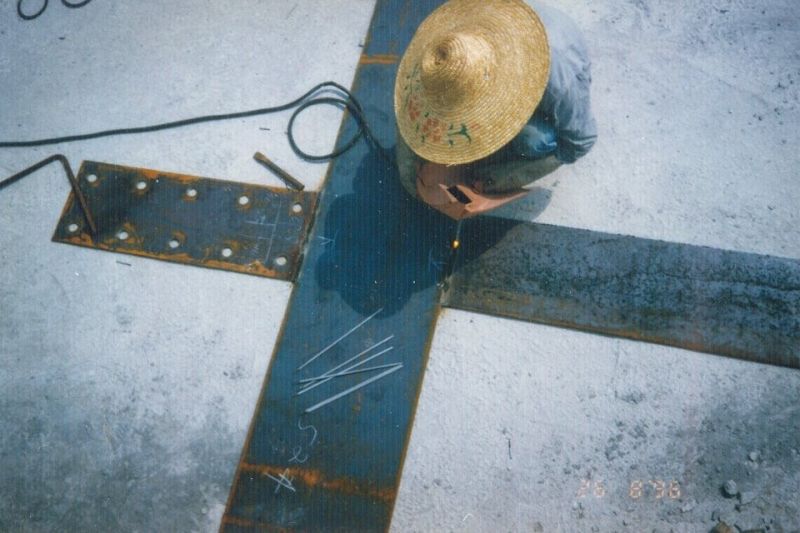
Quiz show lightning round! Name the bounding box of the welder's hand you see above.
[416,162,470,219]
[416,162,528,220]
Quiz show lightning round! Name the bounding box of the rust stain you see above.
[100,221,144,248]
[223,239,244,255]
[53,239,292,280]
[202,258,283,278]
[132,167,163,181]
[221,514,288,531]
[88,161,300,192]
[239,463,396,503]
[171,230,187,244]
[129,166,200,186]
[62,232,95,247]
[359,53,399,65]
[157,251,195,263]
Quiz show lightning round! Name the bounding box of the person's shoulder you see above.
[525,1,589,58]
[526,2,583,35]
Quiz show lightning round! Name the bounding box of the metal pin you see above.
[297,344,394,396]
[296,307,384,371]
[296,335,393,393]
[254,151,305,191]
[304,363,403,414]
[297,362,401,384]
[298,335,393,383]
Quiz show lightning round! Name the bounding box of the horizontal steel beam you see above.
[443,216,800,368]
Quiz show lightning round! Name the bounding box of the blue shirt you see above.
[512,1,597,164]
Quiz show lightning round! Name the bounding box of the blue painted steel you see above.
[225,0,799,529]
[223,1,453,530]
[363,0,425,59]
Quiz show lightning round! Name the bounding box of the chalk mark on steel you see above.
[297,419,318,446]
[266,469,296,494]
[263,196,283,263]
[288,446,309,464]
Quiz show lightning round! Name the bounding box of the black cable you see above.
[288,97,363,161]
[0,81,390,163]
[287,94,391,164]
[61,0,91,7]
[17,0,48,20]
[16,0,91,20]
[0,81,392,202]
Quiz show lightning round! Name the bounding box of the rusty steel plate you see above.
[53,161,317,281]
[443,216,800,369]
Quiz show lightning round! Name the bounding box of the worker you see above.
[394,0,597,220]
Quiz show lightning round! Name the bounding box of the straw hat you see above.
[394,0,550,165]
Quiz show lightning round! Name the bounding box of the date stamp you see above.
[576,479,682,500]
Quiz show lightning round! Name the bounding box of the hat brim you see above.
[394,0,550,165]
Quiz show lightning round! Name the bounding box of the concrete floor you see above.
[1,1,798,532]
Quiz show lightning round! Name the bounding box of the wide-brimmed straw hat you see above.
[394,0,550,165]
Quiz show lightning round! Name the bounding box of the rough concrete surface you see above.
[0,1,373,531]
[391,1,800,530]
[1,0,799,532]
[391,310,800,532]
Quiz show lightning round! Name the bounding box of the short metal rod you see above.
[296,344,395,396]
[0,154,97,236]
[253,151,305,191]
[297,362,401,384]
[304,363,403,414]
[296,307,384,371]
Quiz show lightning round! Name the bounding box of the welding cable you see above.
[60,0,92,7]
[287,93,391,163]
[17,0,48,20]
[16,0,92,20]
[0,81,391,163]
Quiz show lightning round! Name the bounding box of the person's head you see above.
[394,0,550,166]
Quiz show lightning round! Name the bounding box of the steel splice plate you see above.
[53,161,317,281]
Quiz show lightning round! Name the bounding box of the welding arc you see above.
[0,81,390,163]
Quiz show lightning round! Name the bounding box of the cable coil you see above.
[0,82,388,161]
